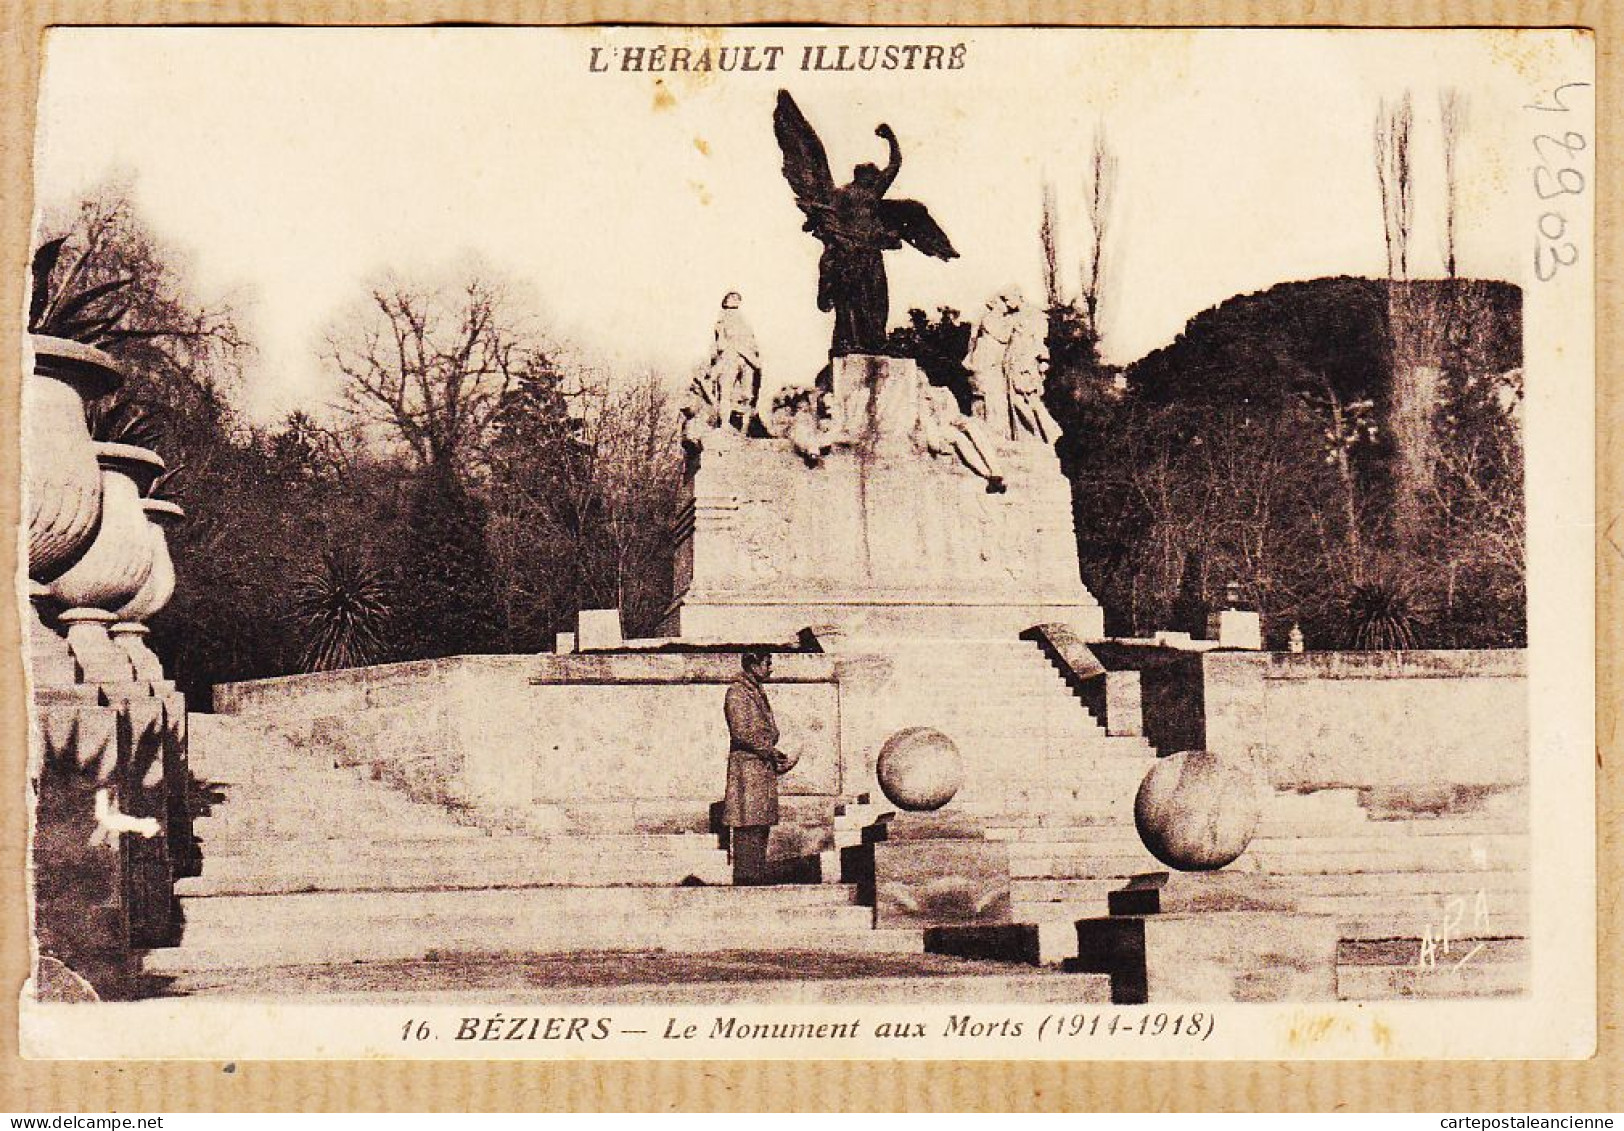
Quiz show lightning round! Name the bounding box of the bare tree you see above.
[1081,128,1119,342]
[589,373,684,630]
[1039,180,1061,308]
[1438,89,1467,279]
[1374,94,1414,281]
[35,186,249,461]
[1374,91,1440,542]
[326,273,542,479]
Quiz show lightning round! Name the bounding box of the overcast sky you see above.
[33,27,1553,424]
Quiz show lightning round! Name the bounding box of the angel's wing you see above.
[773,91,836,222]
[879,199,959,260]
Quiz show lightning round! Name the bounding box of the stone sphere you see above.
[1134,750,1262,871]
[876,727,964,812]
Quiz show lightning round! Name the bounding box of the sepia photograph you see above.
[15,25,1595,1061]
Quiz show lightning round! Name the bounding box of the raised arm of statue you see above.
[875,124,901,194]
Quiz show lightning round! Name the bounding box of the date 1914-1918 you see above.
[1037,1012,1215,1042]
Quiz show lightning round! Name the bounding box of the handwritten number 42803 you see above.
[1526,82,1590,282]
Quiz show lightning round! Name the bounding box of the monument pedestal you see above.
[845,811,1011,929]
[1065,871,1338,1003]
[32,700,134,1000]
[664,356,1104,642]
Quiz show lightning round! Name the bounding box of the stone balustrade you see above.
[24,335,192,1000]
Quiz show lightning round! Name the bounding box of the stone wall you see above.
[1201,650,1527,788]
[216,653,848,830]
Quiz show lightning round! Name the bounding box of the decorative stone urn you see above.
[49,443,165,610]
[47,443,166,686]
[112,499,184,685]
[25,335,122,582]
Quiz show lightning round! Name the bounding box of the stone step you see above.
[968,782,1141,803]
[960,765,1131,784]
[969,754,1153,772]
[180,835,736,896]
[148,922,925,973]
[961,799,1133,823]
[966,810,1127,830]
[187,839,730,870]
[151,886,903,971]
[1263,788,1527,828]
[1334,908,1529,940]
[192,832,731,862]
[160,956,1111,1004]
[986,825,1146,843]
[1335,937,1529,999]
[198,776,470,802]
[197,832,727,858]
[927,720,1100,737]
[194,813,489,844]
[1015,869,1527,905]
[1235,840,1528,875]
[551,799,835,835]
[1013,889,1529,941]
[1009,850,1169,878]
[1002,826,1524,865]
[1255,815,1529,839]
[179,855,735,896]
[177,883,862,934]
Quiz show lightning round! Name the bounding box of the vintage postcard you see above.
[15,24,1594,1061]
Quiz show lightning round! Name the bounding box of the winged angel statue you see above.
[773,91,959,357]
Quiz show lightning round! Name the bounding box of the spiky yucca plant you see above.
[291,552,392,673]
[28,237,164,349]
[1338,581,1421,651]
[84,394,165,450]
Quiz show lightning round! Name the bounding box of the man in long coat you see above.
[722,650,789,885]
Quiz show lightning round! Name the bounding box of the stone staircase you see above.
[162,640,1529,1003]
[984,775,1529,997]
[868,638,1158,810]
[148,715,920,984]
[869,638,1529,999]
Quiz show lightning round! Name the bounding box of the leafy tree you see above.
[1075,275,1524,649]
[395,466,502,659]
[884,306,973,410]
[33,188,290,700]
[485,368,682,645]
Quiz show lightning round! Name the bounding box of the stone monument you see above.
[661,93,1105,643]
[661,404,1103,639]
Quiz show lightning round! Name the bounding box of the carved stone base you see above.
[1065,909,1339,1005]
[665,432,1104,642]
[60,608,135,686]
[112,623,166,685]
[31,701,134,1000]
[122,695,176,948]
[28,600,79,687]
[847,812,1012,929]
